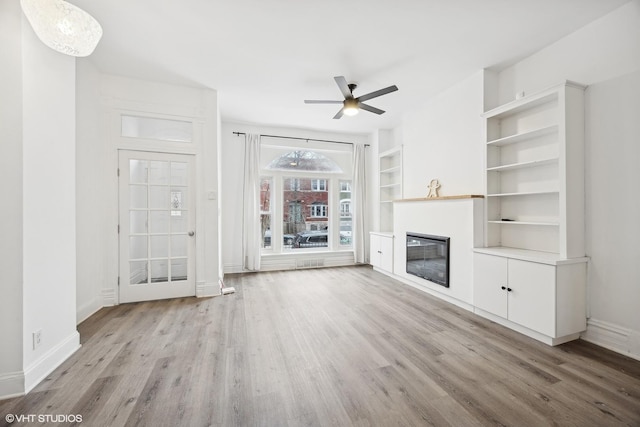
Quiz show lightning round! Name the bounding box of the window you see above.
[340,200,351,216]
[260,178,272,249]
[266,150,343,173]
[339,180,352,246]
[261,148,353,253]
[310,204,327,218]
[121,115,192,142]
[311,179,327,191]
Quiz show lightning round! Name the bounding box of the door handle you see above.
[188,231,195,237]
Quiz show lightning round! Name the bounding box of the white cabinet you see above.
[474,81,588,345]
[370,232,394,273]
[482,81,585,258]
[473,252,586,344]
[379,146,402,232]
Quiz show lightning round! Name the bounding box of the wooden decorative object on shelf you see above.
[427,179,440,198]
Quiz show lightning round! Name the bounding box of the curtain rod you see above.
[233,131,369,147]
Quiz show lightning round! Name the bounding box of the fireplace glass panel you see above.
[406,233,450,287]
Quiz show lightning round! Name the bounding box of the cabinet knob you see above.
[378,250,382,254]
[507,288,512,292]
[501,286,506,290]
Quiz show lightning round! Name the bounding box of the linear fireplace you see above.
[406,233,450,287]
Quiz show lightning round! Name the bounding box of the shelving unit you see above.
[482,81,585,259]
[473,81,588,345]
[379,146,402,231]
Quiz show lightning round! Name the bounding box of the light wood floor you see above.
[2,266,640,426]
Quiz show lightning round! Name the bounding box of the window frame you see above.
[259,147,353,254]
[311,179,327,191]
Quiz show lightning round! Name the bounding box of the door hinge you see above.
[118,276,120,286]
[117,168,120,177]
[117,224,120,234]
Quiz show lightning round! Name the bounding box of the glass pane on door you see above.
[127,158,190,286]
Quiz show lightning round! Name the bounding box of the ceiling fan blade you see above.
[359,103,385,115]
[334,76,353,99]
[357,85,398,102]
[333,108,345,119]
[304,100,343,104]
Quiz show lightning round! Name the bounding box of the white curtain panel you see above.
[352,143,367,263]
[242,134,262,271]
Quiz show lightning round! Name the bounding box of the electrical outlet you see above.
[33,330,42,350]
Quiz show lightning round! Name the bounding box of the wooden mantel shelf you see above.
[394,194,484,202]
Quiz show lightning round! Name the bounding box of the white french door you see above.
[118,150,196,303]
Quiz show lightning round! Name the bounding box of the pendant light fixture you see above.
[20,0,103,57]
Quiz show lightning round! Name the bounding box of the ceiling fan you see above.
[304,76,398,119]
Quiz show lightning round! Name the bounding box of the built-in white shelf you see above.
[487,190,559,197]
[487,220,559,226]
[487,158,558,172]
[379,146,403,231]
[380,166,401,174]
[380,182,401,189]
[487,124,558,147]
[474,246,588,266]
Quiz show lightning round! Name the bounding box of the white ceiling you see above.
[75,0,629,135]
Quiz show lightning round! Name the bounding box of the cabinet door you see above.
[473,253,508,318]
[369,234,381,268]
[379,235,394,273]
[507,259,556,336]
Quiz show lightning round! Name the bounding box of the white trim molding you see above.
[0,371,25,401]
[23,331,81,393]
[581,318,640,361]
[76,297,103,325]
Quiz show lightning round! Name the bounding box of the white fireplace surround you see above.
[392,196,484,309]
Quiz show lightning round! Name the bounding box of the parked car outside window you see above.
[293,231,328,248]
[263,230,295,247]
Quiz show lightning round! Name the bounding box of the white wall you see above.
[21,10,80,392]
[219,121,369,273]
[0,0,26,398]
[495,0,640,359]
[498,0,640,104]
[583,70,640,357]
[75,60,106,323]
[0,1,80,398]
[399,70,486,199]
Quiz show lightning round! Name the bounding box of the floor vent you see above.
[296,259,325,269]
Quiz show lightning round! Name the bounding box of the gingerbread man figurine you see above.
[427,179,440,198]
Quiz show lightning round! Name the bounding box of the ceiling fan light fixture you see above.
[20,0,103,57]
[343,99,359,116]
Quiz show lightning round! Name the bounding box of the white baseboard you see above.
[196,281,221,298]
[385,270,475,313]
[23,331,81,393]
[0,371,25,401]
[474,308,580,346]
[223,263,244,274]
[581,318,640,361]
[76,297,103,325]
